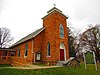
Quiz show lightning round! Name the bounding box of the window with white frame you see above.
[47,42,50,56]
[18,47,20,57]
[24,43,28,57]
[60,24,64,38]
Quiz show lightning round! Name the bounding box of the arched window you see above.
[24,43,28,57]
[60,24,64,38]
[18,47,20,57]
[47,42,50,56]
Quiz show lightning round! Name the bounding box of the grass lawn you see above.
[0,63,100,75]
[0,64,12,67]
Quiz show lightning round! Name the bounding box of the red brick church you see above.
[0,7,69,66]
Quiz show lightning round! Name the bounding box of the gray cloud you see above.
[0,0,4,13]
[0,0,8,14]
[74,0,100,24]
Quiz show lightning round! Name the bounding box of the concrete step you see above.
[56,61,64,66]
[63,57,75,64]
[56,57,75,66]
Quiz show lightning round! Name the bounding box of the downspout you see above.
[32,39,35,63]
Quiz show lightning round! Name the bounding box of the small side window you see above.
[24,43,28,57]
[18,48,20,57]
[47,42,50,56]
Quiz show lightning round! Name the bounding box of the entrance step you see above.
[56,61,64,66]
[56,57,75,66]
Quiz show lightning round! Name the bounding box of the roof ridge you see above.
[10,27,45,47]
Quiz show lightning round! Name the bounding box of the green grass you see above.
[0,63,100,75]
[0,64,12,67]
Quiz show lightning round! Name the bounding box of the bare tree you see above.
[77,24,100,62]
[68,27,76,57]
[0,27,13,48]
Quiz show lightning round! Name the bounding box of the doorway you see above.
[60,43,66,61]
[60,49,64,61]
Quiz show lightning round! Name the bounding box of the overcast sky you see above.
[0,0,100,43]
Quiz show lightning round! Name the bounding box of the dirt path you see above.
[1,65,61,69]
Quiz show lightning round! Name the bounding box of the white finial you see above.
[53,4,56,7]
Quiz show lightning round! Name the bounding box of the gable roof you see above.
[42,7,68,19]
[11,27,45,47]
[47,7,62,13]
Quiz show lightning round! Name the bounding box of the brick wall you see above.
[33,31,44,62]
[42,11,69,64]
[12,39,33,66]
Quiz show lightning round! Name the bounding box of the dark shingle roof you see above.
[47,7,62,13]
[11,27,45,47]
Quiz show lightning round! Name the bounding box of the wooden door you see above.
[60,49,64,61]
